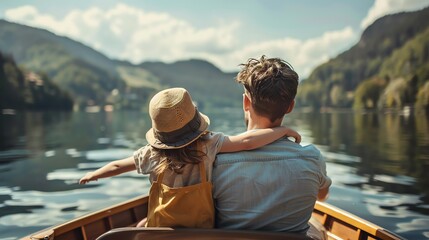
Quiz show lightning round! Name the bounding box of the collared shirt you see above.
[133,131,225,187]
[213,137,331,233]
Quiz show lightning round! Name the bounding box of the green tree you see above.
[330,85,348,107]
[415,81,429,110]
[353,77,387,110]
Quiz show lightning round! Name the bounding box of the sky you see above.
[1,0,429,78]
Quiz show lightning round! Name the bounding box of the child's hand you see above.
[284,127,301,143]
[79,172,96,184]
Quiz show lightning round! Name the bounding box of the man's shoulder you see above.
[295,142,321,155]
[267,138,321,155]
[215,138,322,165]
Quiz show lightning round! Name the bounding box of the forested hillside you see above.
[0,20,240,111]
[297,7,429,110]
[0,20,159,110]
[0,51,73,110]
[140,60,241,109]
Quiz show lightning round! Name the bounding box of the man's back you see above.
[213,137,331,233]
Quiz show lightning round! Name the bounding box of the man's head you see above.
[236,56,299,123]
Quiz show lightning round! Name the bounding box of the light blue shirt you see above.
[213,137,331,233]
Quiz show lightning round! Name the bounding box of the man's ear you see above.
[285,100,295,114]
[243,93,251,111]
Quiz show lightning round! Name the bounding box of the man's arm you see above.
[317,187,329,201]
[219,126,301,153]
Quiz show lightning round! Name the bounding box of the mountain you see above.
[140,60,241,109]
[297,7,429,110]
[0,20,117,74]
[0,20,242,111]
[0,19,149,109]
[0,51,73,110]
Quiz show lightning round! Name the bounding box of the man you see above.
[213,56,331,235]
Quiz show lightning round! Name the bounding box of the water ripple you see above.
[85,148,133,161]
[373,174,416,186]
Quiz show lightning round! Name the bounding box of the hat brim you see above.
[146,112,210,149]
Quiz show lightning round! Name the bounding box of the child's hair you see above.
[152,139,207,175]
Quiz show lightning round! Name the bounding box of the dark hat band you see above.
[153,108,201,146]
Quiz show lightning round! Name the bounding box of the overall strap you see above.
[196,140,208,183]
[156,170,165,183]
[199,161,207,183]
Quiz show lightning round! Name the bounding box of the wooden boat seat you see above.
[95,227,311,240]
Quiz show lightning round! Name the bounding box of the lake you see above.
[0,108,428,239]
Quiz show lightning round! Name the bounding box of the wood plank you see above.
[54,228,83,240]
[329,217,359,239]
[83,219,110,240]
[315,201,381,236]
[21,195,149,240]
[110,209,135,228]
[314,201,403,240]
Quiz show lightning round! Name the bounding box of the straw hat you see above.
[146,88,210,149]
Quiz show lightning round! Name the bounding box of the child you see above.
[79,87,301,228]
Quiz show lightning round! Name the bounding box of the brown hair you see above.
[236,55,299,122]
[152,139,207,175]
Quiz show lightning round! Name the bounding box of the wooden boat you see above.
[22,195,403,240]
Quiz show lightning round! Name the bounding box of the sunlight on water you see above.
[0,149,30,159]
[97,137,111,144]
[396,218,429,234]
[77,162,109,169]
[325,162,368,185]
[65,148,83,158]
[322,151,361,163]
[365,194,421,217]
[373,174,416,186]
[0,186,12,196]
[86,148,134,161]
[47,169,87,182]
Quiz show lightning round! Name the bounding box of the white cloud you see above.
[4,5,36,20]
[361,0,429,29]
[210,26,356,78]
[4,4,239,62]
[5,5,65,32]
[4,4,357,78]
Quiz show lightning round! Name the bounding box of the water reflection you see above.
[296,111,429,202]
[0,110,428,239]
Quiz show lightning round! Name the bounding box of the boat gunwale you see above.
[314,201,404,240]
[21,195,149,239]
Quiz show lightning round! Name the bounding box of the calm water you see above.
[0,109,428,239]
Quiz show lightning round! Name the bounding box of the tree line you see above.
[0,51,73,110]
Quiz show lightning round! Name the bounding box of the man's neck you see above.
[246,115,282,130]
